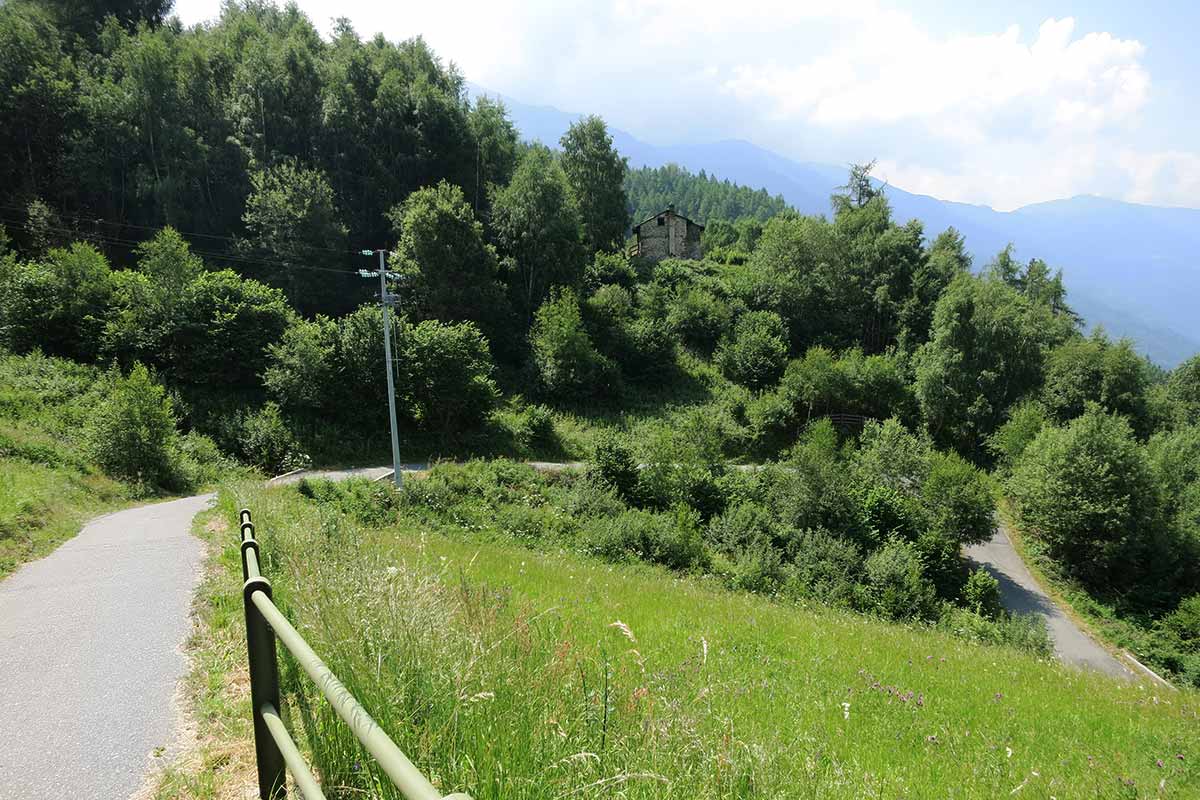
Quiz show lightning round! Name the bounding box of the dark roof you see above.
[633,208,705,231]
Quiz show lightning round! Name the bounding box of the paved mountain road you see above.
[964,522,1135,681]
[0,494,213,800]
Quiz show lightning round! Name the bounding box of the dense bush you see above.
[84,364,183,491]
[530,288,615,399]
[714,310,788,390]
[237,403,309,474]
[583,507,706,571]
[665,287,733,353]
[864,538,938,621]
[1007,406,1161,591]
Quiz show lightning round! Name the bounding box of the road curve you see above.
[0,494,213,800]
[964,522,1135,681]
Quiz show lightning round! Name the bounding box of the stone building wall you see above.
[635,210,704,262]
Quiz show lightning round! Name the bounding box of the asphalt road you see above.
[0,494,212,800]
[964,521,1135,681]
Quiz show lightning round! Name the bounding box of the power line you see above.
[0,216,365,278]
[0,202,363,257]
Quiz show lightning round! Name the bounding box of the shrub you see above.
[84,364,183,491]
[173,431,233,488]
[858,485,923,547]
[714,310,789,390]
[582,507,706,571]
[706,501,780,553]
[562,472,627,520]
[1007,406,1161,591]
[783,529,863,608]
[853,417,931,491]
[864,539,937,621]
[728,541,785,595]
[666,287,732,352]
[986,399,1049,470]
[239,403,310,474]
[1162,595,1200,643]
[401,318,500,439]
[921,450,994,546]
[937,606,1052,657]
[962,568,1003,618]
[530,288,616,399]
[637,412,728,518]
[592,431,639,500]
[298,477,399,527]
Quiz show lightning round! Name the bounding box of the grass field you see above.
[163,476,1200,800]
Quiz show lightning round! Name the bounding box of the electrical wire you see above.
[0,201,363,257]
[0,215,369,277]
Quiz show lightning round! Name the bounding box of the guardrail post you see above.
[241,510,286,799]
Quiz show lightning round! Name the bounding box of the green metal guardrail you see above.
[238,508,472,800]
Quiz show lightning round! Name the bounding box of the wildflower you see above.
[1156,759,1164,768]
[926,734,938,743]
[841,702,851,720]
[385,565,399,577]
[701,636,708,665]
[1006,747,1013,759]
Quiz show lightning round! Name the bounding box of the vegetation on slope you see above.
[168,476,1200,799]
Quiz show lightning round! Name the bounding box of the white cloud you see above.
[169,0,1196,210]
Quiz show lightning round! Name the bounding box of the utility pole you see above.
[359,250,403,488]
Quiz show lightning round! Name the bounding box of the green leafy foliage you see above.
[1007,407,1163,592]
[529,288,614,399]
[84,363,183,490]
[714,310,788,390]
[560,115,629,254]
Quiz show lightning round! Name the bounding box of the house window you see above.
[657,216,666,226]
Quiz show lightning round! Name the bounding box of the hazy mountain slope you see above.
[470,84,1200,366]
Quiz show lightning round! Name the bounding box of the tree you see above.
[560,115,629,254]
[490,145,586,323]
[387,181,507,342]
[240,161,351,315]
[85,363,181,491]
[399,319,500,441]
[714,311,788,390]
[1168,355,1200,425]
[0,243,113,361]
[529,288,614,399]
[170,269,293,388]
[914,273,1069,458]
[1007,407,1162,590]
[467,96,519,215]
[1042,331,1150,433]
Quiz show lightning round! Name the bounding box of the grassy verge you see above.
[177,476,1200,799]
[149,508,259,800]
[0,457,132,578]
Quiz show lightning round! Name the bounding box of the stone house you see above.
[631,205,704,262]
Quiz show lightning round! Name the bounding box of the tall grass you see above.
[220,480,1200,799]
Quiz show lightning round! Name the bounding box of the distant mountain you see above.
[469,84,1200,367]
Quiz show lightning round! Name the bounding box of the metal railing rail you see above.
[238,509,472,800]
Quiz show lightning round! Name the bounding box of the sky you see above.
[172,0,1200,212]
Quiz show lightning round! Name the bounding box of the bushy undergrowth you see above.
[216,480,1199,800]
[0,351,232,573]
[297,441,1036,656]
